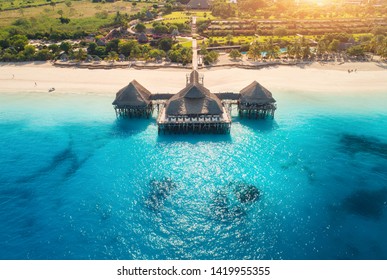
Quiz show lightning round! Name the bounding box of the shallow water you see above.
[0,90,386,260]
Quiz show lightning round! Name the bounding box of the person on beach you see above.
[34,82,37,87]
[12,74,14,79]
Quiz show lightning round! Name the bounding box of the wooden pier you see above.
[112,16,276,133]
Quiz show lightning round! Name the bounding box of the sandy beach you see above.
[0,61,386,96]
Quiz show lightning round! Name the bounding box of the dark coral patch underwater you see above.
[343,188,387,220]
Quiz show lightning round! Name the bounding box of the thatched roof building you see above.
[164,71,223,116]
[239,81,276,105]
[238,81,276,119]
[113,80,153,118]
[157,71,231,133]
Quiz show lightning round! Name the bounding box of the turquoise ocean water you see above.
[0,89,386,260]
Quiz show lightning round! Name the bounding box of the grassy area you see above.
[0,0,58,10]
[162,10,216,24]
[177,37,192,48]
[0,0,151,35]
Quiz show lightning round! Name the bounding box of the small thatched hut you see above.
[158,71,231,134]
[112,80,153,118]
[238,81,276,118]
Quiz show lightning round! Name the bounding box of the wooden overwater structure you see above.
[112,80,153,118]
[238,81,277,119]
[112,71,277,134]
[158,70,231,134]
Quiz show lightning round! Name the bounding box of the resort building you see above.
[112,80,153,118]
[113,71,276,133]
[157,70,231,134]
[238,81,277,119]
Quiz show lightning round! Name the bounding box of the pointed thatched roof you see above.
[112,80,151,107]
[239,81,276,104]
[189,70,200,84]
[165,71,223,116]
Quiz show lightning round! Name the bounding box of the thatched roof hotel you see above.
[112,70,276,134]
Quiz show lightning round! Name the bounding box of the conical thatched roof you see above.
[165,71,223,116]
[113,80,151,107]
[239,81,276,104]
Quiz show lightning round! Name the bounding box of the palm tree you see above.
[316,39,327,57]
[265,37,279,60]
[288,40,302,60]
[247,41,262,61]
[106,51,118,62]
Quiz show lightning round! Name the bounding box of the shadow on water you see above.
[339,134,387,159]
[15,138,85,184]
[342,188,387,220]
[145,177,178,211]
[14,123,111,185]
[237,118,279,133]
[157,132,232,144]
[110,118,152,137]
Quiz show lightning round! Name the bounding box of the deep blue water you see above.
[0,90,386,260]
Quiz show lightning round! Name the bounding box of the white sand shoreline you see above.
[0,61,386,97]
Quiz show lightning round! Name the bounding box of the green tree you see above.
[211,0,236,18]
[60,41,72,53]
[23,44,36,59]
[9,34,28,52]
[35,49,53,61]
[229,49,242,60]
[149,49,165,60]
[48,44,60,54]
[265,38,279,60]
[302,45,311,60]
[87,42,98,55]
[118,40,139,57]
[158,38,173,52]
[316,39,327,56]
[203,51,219,65]
[347,45,364,57]
[106,51,119,61]
[106,39,120,53]
[135,23,146,33]
[74,48,87,61]
[94,46,107,57]
[328,39,340,53]
[247,41,262,61]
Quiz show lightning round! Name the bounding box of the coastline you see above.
[0,61,386,96]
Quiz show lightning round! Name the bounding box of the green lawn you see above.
[0,0,152,35]
[177,37,192,48]
[162,10,216,24]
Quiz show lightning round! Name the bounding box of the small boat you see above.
[48,87,55,92]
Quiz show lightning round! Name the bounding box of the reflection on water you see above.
[145,177,178,211]
[1,92,387,260]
